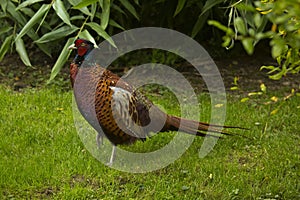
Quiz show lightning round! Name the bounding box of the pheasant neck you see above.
[70,62,78,88]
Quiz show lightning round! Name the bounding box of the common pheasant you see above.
[69,39,244,165]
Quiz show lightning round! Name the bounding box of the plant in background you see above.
[209,0,300,80]
[0,0,139,81]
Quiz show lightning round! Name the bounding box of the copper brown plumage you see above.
[69,39,245,164]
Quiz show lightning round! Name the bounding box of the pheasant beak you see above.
[68,44,77,50]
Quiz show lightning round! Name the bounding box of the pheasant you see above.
[69,39,244,165]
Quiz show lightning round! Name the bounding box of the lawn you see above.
[0,85,299,199]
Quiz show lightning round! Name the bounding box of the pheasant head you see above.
[68,39,95,66]
[69,39,95,87]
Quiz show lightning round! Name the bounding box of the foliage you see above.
[1,0,299,82]
[0,0,233,82]
[209,0,300,80]
[0,0,139,81]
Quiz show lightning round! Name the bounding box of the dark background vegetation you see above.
[0,0,299,85]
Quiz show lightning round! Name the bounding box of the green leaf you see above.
[79,29,97,45]
[0,26,13,36]
[208,20,234,35]
[68,0,93,16]
[0,0,8,12]
[109,19,125,30]
[253,13,262,28]
[19,7,35,17]
[269,70,285,80]
[35,25,79,43]
[260,83,267,93]
[0,35,13,61]
[15,4,51,41]
[48,37,75,83]
[201,0,223,16]
[86,22,116,48]
[192,12,209,38]
[242,38,254,55]
[53,0,71,26]
[260,65,275,71]
[15,37,32,67]
[119,0,139,20]
[73,0,99,9]
[240,97,249,103]
[234,17,247,35]
[235,2,256,12]
[70,15,85,21]
[111,4,126,15]
[173,0,186,17]
[270,38,286,58]
[100,0,110,29]
[230,86,239,90]
[7,1,27,25]
[16,0,44,10]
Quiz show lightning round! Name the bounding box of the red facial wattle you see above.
[77,46,88,56]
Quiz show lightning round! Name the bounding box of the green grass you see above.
[0,85,299,199]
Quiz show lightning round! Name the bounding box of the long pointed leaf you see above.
[48,37,75,83]
[69,0,93,16]
[200,0,223,16]
[53,0,71,26]
[109,19,125,30]
[16,0,44,10]
[0,35,13,61]
[119,0,139,20]
[174,0,186,17]
[191,12,209,38]
[72,0,99,9]
[100,0,110,29]
[0,26,13,36]
[35,25,79,43]
[15,4,51,41]
[86,22,116,47]
[78,29,97,46]
[7,1,27,25]
[15,37,32,66]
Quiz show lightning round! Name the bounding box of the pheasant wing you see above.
[110,86,151,139]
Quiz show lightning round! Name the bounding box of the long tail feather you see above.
[163,115,248,137]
